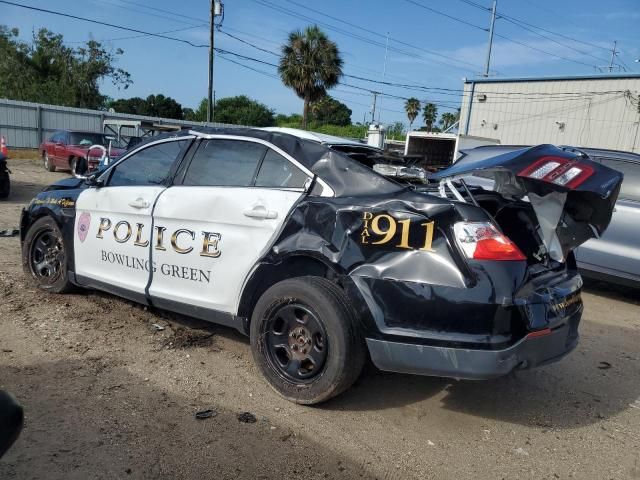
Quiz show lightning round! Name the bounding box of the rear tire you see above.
[43,152,55,172]
[22,216,73,293]
[250,276,366,405]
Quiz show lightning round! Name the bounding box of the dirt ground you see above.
[1,158,639,479]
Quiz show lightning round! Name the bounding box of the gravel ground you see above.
[1,158,639,479]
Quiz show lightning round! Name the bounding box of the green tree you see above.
[309,96,352,126]
[387,121,405,140]
[0,26,131,109]
[422,102,438,131]
[404,97,421,131]
[183,98,208,122]
[275,113,303,127]
[439,112,458,131]
[279,25,343,129]
[213,95,275,127]
[108,95,184,119]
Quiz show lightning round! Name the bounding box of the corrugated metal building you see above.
[459,73,640,153]
[0,98,240,149]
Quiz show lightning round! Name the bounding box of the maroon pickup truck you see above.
[40,130,125,174]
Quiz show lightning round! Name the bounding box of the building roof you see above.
[464,73,640,84]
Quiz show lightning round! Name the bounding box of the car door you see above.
[576,157,640,283]
[53,132,68,168]
[148,136,312,316]
[73,137,192,301]
[46,133,60,165]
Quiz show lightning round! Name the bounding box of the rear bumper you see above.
[366,308,581,380]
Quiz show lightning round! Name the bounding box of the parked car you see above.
[458,145,640,288]
[39,130,126,175]
[20,129,621,404]
[0,151,9,199]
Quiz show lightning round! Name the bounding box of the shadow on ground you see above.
[0,358,368,480]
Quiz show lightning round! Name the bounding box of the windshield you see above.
[69,132,108,147]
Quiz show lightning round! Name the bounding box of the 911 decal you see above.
[361,212,435,252]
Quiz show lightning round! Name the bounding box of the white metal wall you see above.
[0,98,243,149]
[459,76,640,152]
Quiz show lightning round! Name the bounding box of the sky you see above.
[2,0,639,128]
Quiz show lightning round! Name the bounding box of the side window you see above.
[183,139,266,187]
[51,133,62,143]
[108,140,188,187]
[255,149,309,188]
[598,158,640,202]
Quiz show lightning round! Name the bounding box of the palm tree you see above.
[279,25,343,129]
[422,102,438,131]
[439,112,458,131]
[404,97,420,131]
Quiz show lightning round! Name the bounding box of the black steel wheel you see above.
[22,217,73,293]
[263,303,329,383]
[250,276,365,404]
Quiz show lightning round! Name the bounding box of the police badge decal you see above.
[77,212,91,243]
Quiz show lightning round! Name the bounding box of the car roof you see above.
[130,127,402,197]
[260,127,377,149]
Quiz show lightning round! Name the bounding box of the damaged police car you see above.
[20,128,622,404]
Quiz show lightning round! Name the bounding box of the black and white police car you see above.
[20,127,622,404]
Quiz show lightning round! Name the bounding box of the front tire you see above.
[43,152,55,172]
[22,217,73,293]
[250,276,366,404]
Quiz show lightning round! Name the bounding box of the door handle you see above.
[243,205,278,219]
[128,198,150,209]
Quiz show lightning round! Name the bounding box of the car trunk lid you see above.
[431,144,623,262]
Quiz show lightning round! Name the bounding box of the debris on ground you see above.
[237,412,257,424]
[162,327,215,350]
[151,323,165,331]
[195,409,218,420]
[598,361,612,370]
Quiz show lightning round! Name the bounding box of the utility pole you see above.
[608,40,618,73]
[370,92,379,124]
[484,0,497,77]
[378,32,390,123]
[207,1,223,123]
[207,0,215,123]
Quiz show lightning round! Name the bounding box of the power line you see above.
[65,24,207,44]
[4,0,630,107]
[404,0,597,68]
[114,0,204,24]
[0,0,209,48]
[92,0,203,27]
[249,0,481,73]
[402,0,488,31]
[459,0,615,57]
[279,0,482,70]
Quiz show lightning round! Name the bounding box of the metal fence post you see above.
[37,105,43,144]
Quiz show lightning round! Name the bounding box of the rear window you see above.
[183,139,267,187]
[69,132,107,146]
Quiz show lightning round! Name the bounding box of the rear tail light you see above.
[453,222,526,261]
[518,156,594,188]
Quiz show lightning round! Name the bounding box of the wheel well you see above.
[237,256,336,328]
